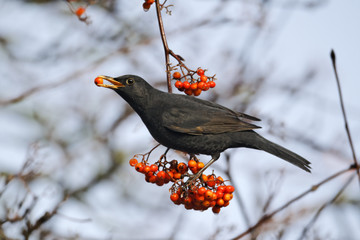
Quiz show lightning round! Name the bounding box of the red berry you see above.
[197,162,204,169]
[223,193,233,201]
[157,171,166,180]
[135,162,145,173]
[182,81,190,89]
[225,185,235,193]
[177,162,188,174]
[190,82,198,90]
[175,80,183,89]
[146,0,155,3]
[212,206,221,214]
[143,165,151,174]
[173,72,181,79]
[197,187,207,195]
[193,88,202,96]
[150,164,158,172]
[129,158,138,167]
[170,193,179,202]
[184,88,193,96]
[197,69,205,76]
[188,159,197,168]
[94,77,103,86]
[216,198,225,206]
[209,81,216,88]
[204,190,214,200]
[202,83,210,91]
[197,81,205,89]
[75,7,86,17]
[200,75,208,82]
[143,2,151,10]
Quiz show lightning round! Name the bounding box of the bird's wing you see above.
[162,100,260,136]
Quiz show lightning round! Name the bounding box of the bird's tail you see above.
[236,131,311,172]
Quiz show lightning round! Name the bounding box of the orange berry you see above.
[201,174,208,182]
[215,176,224,185]
[146,0,155,4]
[223,201,230,207]
[190,82,198,90]
[217,186,226,192]
[188,159,197,168]
[143,165,151,174]
[156,171,166,180]
[216,191,224,199]
[170,193,179,202]
[129,158,138,167]
[183,196,192,205]
[197,81,205,89]
[173,72,181,79]
[150,164,158,172]
[197,187,207,195]
[200,75,208,82]
[193,88,202,96]
[195,194,205,202]
[149,175,157,183]
[94,77,103,86]
[223,193,233,202]
[197,162,204,169]
[202,200,211,208]
[202,83,210,91]
[143,2,151,10]
[205,190,214,200]
[75,7,86,17]
[216,198,225,206]
[209,81,216,88]
[212,206,221,214]
[197,68,205,76]
[189,166,198,174]
[173,172,182,179]
[182,81,190,89]
[184,88,193,96]
[225,185,235,193]
[175,80,183,89]
[155,178,164,186]
[135,162,145,173]
[177,162,188,174]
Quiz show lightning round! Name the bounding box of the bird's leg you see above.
[185,153,220,186]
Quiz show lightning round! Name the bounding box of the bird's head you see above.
[94,74,155,109]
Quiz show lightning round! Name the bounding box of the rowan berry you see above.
[174,80,183,89]
[188,159,197,168]
[198,187,207,195]
[209,81,216,88]
[197,81,205,90]
[216,198,225,206]
[143,2,151,10]
[225,185,235,193]
[204,190,214,200]
[212,206,221,214]
[190,82,198,90]
[94,77,103,86]
[197,69,205,76]
[223,193,233,201]
[197,162,204,169]
[170,193,179,202]
[184,88,193,96]
[143,165,151,174]
[129,158,138,167]
[150,164,158,172]
[200,75,208,82]
[182,81,190,89]
[146,0,155,4]
[193,88,202,96]
[75,7,86,17]
[177,162,188,174]
[173,72,181,79]
[157,171,166,180]
[135,162,145,173]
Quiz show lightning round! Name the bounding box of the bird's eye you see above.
[126,78,135,85]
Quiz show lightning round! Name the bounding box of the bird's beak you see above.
[95,75,125,89]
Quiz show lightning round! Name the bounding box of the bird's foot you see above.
[183,172,202,189]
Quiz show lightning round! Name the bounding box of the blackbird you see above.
[96,74,311,174]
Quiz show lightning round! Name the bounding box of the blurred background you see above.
[0,0,359,239]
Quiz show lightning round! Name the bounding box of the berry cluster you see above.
[129,156,234,213]
[143,0,155,11]
[172,68,216,96]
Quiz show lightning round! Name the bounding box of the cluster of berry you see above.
[143,0,155,11]
[129,157,234,213]
[173,69,216,96]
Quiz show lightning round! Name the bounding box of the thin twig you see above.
[330,49,360,188]
[155,0,172,92]
[297,173,356,240]
[232,165,355,239]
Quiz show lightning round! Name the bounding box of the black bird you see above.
[95,75,311,175]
